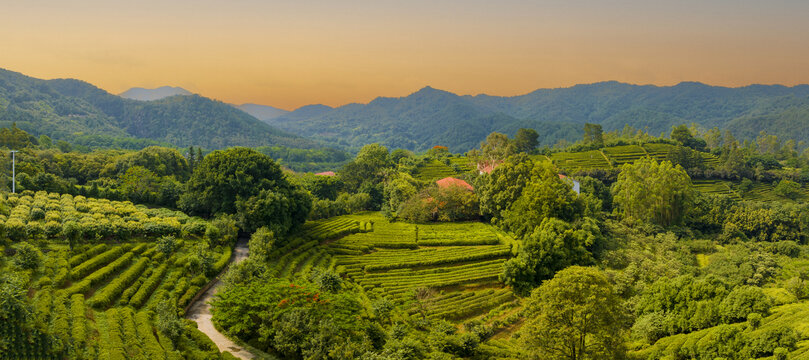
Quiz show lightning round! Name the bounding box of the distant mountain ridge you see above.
[268,81,809,152]
[119,86,192,101]
[0,69,321,150]
[236,103,289,122]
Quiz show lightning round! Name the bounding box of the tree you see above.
[61,220,82,251]
[671,124,706,151]
[583,123,604,147]
[235,188,312,236]
[522,266,627,360]
[514,128,539,153]
[206,215,238,247]
[156,235,177,257]
[382,172,419,218]
[502,218,599,295]
[480,132,516,166]
[476,154,537,225]
[501,165,583,238]
[666,145,704,170]
[118,166,160,203]
[612,158,694,226]
[340,143,392,192]
[179,147,294,217]
[12,242,42,270]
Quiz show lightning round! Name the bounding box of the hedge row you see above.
[135,311,166,359]
[88,257,149,308]
[69,244,108,267]
[361,248,512,272]
[65,252,134,295]
[129,263,168,308]
[70,245,131,280]
[70,294,87,346]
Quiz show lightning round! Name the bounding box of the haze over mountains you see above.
[3,67,809,153]
[0,68,319,150]
[119,86,192,101]
[266,82,809,152]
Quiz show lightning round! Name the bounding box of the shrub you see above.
[12,242,42,270]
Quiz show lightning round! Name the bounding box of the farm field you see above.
[414,159,461,181]
[0,191,232,359]
[263,212,523,328]
[548,150,611,170]
[693,179,742,200]
[741,181,809,203]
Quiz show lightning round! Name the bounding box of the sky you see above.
[1,0,808,110]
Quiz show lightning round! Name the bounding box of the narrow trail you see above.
[186,238,254,359]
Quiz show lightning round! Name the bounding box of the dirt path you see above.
[186,238,254,359]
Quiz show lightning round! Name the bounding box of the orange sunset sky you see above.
[2,0,808,110]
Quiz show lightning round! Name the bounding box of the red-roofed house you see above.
[477,160,500,174]
[436,177,474,191]
[314,171,336,176]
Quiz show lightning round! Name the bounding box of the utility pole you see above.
[10,150,17,193]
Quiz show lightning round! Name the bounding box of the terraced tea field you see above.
[548,150,611,170]
[264,212,521,324]
[601,145,648,166]
[414,159,462,181]
[693,179,742,200]
[742,182,809,202]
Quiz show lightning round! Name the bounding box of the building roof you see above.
[314,171,336,176]
[436,177,474,191]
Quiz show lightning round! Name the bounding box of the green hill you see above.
[0,68,321,150]
[269,82,809,152]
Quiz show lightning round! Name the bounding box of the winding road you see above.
[186,238,254,359]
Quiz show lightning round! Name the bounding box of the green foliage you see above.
[309,192,372,220]
[513,128,539,153]
[12,241,42,270]
[583,123,604,147]
[248,226,274,261]
[300,173,343,200]
[340,143,392,192]
[0,70,321,150]
[180,147,292,216]
[612,157,694,226]
[206,215,238,247]
[500,163,583,238]
[235,187,312,236]
[397,184,480,223]
[502,218,598,295]
[212,278,376,359]
[522,266,627,360]
[155,300,184,341]
[774,179,801,199]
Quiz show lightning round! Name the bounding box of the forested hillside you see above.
[0,68,320,150]
[268,82,809,152]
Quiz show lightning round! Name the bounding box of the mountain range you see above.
[119,87,290,122]
[0,69,320,150]
[119,86,192,101]
[3,67,809,154]
[266,82,809,152]
[235,103,289,121]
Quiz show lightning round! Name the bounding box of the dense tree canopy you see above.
[179,147,292,216]
[522,266,627,360]
[612,158,694,226]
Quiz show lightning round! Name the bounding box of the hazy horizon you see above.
[3,0,808,109]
